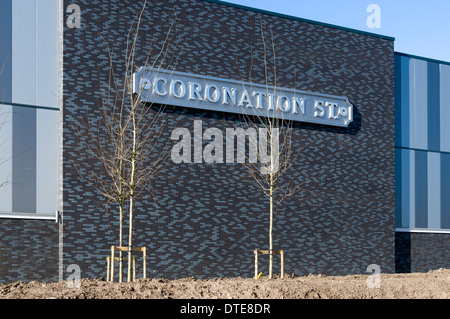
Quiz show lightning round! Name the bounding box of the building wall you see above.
[0,0,60,216]
[394,53,450,271]
[0,0,62,283]
[395,53,450,231]
[62,0,395,279]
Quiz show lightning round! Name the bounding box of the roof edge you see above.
[203,0,395,41]
[395,51,450,66]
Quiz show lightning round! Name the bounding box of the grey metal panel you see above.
[12,106,36,213]
[0,104,13,212]
[409,59,428,150]
[441,64,450,153]
[36,0,60,108]
[427,62,440,152]
[0,0,13,212]
[427,152,441,229]
[36,109,58,214]
[12,0,37,106]
[400,56,410,148]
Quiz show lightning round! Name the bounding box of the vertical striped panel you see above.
[440,64,450,153]
[427,62,440,151]
[409,59,428,150]
[414,150,428,228]
[441,153,450,229]
[395,54,450,231]
[427,152,440,229]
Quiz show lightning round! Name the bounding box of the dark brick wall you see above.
[396,232,450,273]
[0,219,59,283]
[62,0,395,279]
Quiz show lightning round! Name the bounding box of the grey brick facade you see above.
[396,232,450,273]
[61,0,396,280]
[0,219,59,283]
[0,0,409,284]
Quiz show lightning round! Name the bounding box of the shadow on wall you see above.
[149,103,362,136]
[395,232,411,273]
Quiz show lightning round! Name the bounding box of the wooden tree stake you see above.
[254,249,284,279]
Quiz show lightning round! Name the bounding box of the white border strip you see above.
[0,211,58,221]
[396,227,450,234]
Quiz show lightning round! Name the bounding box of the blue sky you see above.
[221,0,450,63]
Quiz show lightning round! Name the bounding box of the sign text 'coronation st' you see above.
[133,68,353,128]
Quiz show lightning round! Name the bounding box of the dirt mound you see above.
[1,268,449,299]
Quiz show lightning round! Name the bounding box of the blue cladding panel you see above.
[401,149,410,228]
[441,153,450,229]
[0,0,12,103]
[394,54,402,148]
[395,147,402,227]
[414,150,428,228]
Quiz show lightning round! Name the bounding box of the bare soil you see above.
[0,268,449,299]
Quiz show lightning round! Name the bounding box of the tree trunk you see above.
[269,172,274,279]
[127,190,134,282]
[119,201,124,282]
[128,113,137,282]
[118,157,125,283]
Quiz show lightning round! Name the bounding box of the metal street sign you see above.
[133,67,353,128]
